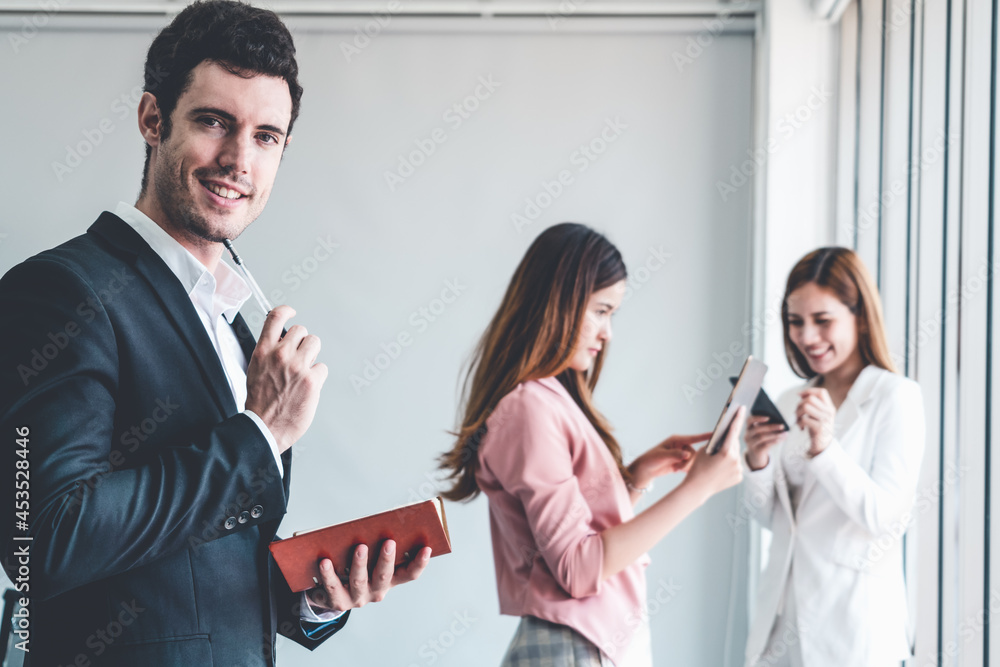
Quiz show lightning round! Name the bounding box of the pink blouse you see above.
[475,376,649,664]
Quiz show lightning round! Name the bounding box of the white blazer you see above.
[743,365,925,667]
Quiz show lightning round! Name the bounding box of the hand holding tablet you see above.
[706,356,768,455]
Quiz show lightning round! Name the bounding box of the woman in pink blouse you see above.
[440,223,747,666]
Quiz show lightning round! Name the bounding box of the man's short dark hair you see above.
[139,0,303,194]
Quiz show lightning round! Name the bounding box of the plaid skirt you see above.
[500,616,611,667]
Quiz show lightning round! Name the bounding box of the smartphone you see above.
[727,377,790,432]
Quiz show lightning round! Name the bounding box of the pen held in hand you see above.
[223,239,273,315]
[223,239,287,337]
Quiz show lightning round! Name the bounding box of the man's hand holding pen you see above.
[245,305,327,454]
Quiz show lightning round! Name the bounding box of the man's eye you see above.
[200,117,222,127]
[258,133,278,144]
[788,321,803,327]
[816,319,829,326]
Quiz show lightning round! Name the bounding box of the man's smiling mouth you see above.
[201,180,247,200]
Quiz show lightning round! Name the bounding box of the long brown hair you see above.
[782,247,898,378]
[439,223,629,502]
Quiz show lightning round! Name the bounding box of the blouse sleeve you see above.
[480,392,605,599]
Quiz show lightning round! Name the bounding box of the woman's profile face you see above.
[568,280,627,372]
[786,282,862,376]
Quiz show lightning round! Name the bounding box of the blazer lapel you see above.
[774,450,795,522]
[796,365,883,509]
[88,212,238,418]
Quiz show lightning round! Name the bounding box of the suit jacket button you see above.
[224,516,237,530]
[238,511,250,524]
[251,505,263,518]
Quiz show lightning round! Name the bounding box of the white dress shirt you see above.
[113,202,339,625]
[113,202,283,474]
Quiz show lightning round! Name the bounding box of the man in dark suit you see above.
[0,2,428,665]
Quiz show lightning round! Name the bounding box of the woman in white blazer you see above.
[742,247,925,667]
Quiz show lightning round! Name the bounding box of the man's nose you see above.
[218,132,252,175]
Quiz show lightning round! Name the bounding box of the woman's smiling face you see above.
[785,281,862,376]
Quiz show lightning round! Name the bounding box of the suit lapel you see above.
[773,376,819,525]
[88,212,238,417]
[774,452,795,522]
[796,365,883,509]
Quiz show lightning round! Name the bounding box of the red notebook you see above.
[269,497,452,593]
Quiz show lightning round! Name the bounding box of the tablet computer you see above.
[706,356,767,455]
[728,377,790,432]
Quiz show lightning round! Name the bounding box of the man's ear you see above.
[137,92,164,148]
[284,134,293,149]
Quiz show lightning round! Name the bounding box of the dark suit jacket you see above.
[0,213,346,666]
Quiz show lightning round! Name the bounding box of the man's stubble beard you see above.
[152,138,260,245]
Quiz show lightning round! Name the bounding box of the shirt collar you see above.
[113,201,251,323]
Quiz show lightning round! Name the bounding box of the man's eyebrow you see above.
[188,106,287,137]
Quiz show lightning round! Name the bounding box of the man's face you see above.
[150,60,292,245]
